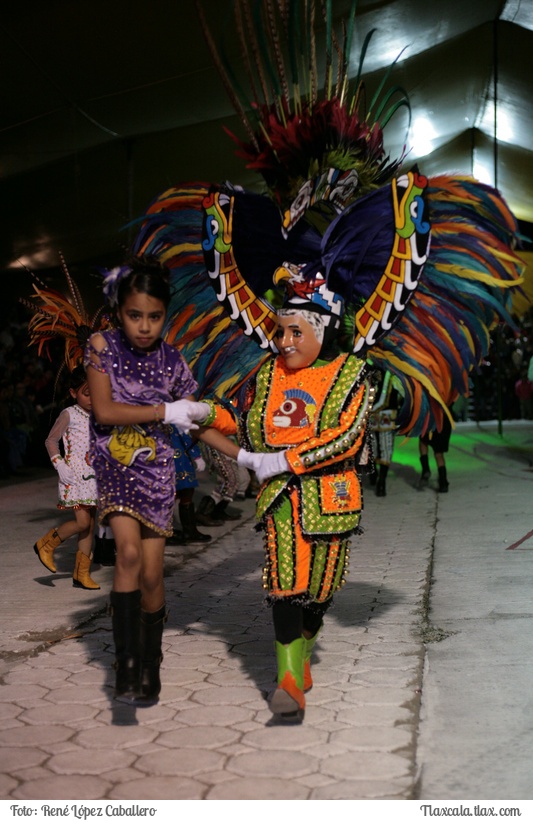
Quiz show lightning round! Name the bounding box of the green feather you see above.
[324,0,333,97]
[342,0,358,75]
[287,0,301,85]
[374,85,411,127]
[367,46,408,122]
[353,27,376,92]
[253,0,281,99]
[379,97,411,136]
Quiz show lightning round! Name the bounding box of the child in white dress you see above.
[33,366,99,589]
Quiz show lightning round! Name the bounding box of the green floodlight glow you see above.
[390,426,533,476]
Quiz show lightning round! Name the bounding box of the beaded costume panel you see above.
[208,353,374,603]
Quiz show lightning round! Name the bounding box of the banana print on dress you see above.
[107,425,156,467]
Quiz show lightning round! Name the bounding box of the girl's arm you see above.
[192,398,240,459]
[44,409,70,461]
[197,426,241,460]
[44,409,76,485]
[87,364,196,426]
[86,333,204,428]
[86,333,196,426]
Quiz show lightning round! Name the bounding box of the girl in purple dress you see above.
[85,256,209,704]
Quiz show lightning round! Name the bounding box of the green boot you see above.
[269,637,306,722]
[303,626,322,692]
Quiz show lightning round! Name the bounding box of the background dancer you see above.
[33,365,99,590]
[368,369,402,497]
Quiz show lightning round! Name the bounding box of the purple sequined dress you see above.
[84,328,198,536]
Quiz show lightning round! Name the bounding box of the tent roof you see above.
[1,0,532,276]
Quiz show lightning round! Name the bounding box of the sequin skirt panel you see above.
[93,452,175,537]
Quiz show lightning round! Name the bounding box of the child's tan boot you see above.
[33,528,61,573]
[72,550,100,590]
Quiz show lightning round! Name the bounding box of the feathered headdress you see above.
[20,253,109,374]
[196,0,410,225]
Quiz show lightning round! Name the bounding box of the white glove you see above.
[194,456,206,472]
[52,456,75,486]
[237,449,264,474]
[163,400,210,432]
[237,449,290,484]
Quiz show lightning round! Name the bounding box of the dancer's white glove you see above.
[194,456,206,472]
[51,455,75,486]
[163,400,210,432]
[237,449,290,484]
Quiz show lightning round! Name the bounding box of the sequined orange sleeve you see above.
[202,400,238,437]
[284,379,374,475]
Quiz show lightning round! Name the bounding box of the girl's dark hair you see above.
[116,255,171,309]
[69,364,88,391]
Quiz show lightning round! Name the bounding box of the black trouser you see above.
[272,599,331,645]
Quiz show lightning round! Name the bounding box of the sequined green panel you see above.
[319,357,365,430]
[270,497,297,592]
[246,359,275,451]
[308,541,329,599]
[256,476,289,520]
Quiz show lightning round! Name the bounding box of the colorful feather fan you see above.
[20,253,108,374]
[130,183,271,401]
[128,1,524,436]
[370,175,525,435]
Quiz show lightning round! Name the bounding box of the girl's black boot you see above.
[139,605,168,705]
[110,590,142,703]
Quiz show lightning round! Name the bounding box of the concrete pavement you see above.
[415,422,533,799]
[0,421,532,802]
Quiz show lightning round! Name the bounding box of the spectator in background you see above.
[515,367,533,420]
[168,427,211,545]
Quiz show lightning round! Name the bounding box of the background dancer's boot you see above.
[72,550,100,589]
[212,498,241,521]
[438,466,449,492]
[418,455,431,487]
[139,605,168,705]
[196,495,224,526]
[179,502,211,544]
[93,531,116,566]
[33,527,62,573]
[376,464,388,497]
[269,638,306,722]
[110,590,142,702]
